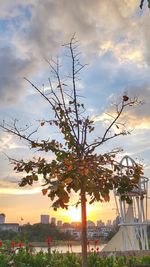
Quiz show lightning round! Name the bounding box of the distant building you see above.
[87,220,95,228]
[57,220,62,227]
[51,217,56,225]
[70,222,81,228]
[113,216,121,226]
[87,227,98,239]
[97,220,105,227]
[0,213,5,224]
[0,223,19,232]
[40,215,49,224]
[62,222,71,228]
[60,225,81,240]
[99,226,113,238]
[106,220,112,226]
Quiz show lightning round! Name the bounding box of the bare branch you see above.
[0,121,33,143]
[85,97,140,153]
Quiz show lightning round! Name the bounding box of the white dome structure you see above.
[103,156,149,251]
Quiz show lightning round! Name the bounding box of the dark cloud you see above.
[0,46,34,105]
[26,0,132,57]
[0,0,150,107]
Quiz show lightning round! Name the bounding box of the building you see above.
[98,226,113,238]
[0,223,19,232]
[0,213,19,232]
[62,222,71,228]
[87,227,98,239]
[0,213,5,224]
[97,220,105,227]
[40,215,49,224]
[60,225,81,240]
[51,217,56,225]
[70,222,81,228]
[113,216,121,226]
[106,220,112,226]
[57,220,62,227]
[87,220,95,228]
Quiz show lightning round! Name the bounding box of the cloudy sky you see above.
[0,0,150,225]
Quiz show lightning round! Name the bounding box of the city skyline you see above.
[0,195,117,224]
[0,1,150,225]
[0,211,115,227]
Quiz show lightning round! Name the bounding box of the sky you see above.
[0,0,150,225]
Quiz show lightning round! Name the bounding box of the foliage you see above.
[0,231,21,242]
[20,223,71,242]
[0,224,71,243]
[1,249,150,267]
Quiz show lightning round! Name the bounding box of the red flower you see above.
[45,236,52,244]
[11,241,15,248]
[91,247,94,252]
[96,247,99,252]
[47,236,52,242]
[18,242,23,248]
[0,241,2,247]
[94,239,99,245]
[87,240,90,252]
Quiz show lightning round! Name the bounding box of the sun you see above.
[66,205,94,222]
[55,201,100,223]
[67,207,81,222]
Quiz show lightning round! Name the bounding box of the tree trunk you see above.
[81,183,87,267]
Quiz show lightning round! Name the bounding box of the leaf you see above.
[123,95,129,102]
[58,187,70,203]
[45,147,49,152]
[89,198,95,205]
[32,174,38,181]
[84,169,89,175]
[64,178,73,185]
[94,191,100,201]
[31,142,38,148]
[103,194,110,202]
[68,165,73,171]
[42,188,48,196]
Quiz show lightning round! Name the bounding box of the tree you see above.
[0,36,143,267]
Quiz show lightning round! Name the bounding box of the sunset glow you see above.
[67,207,81,222]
